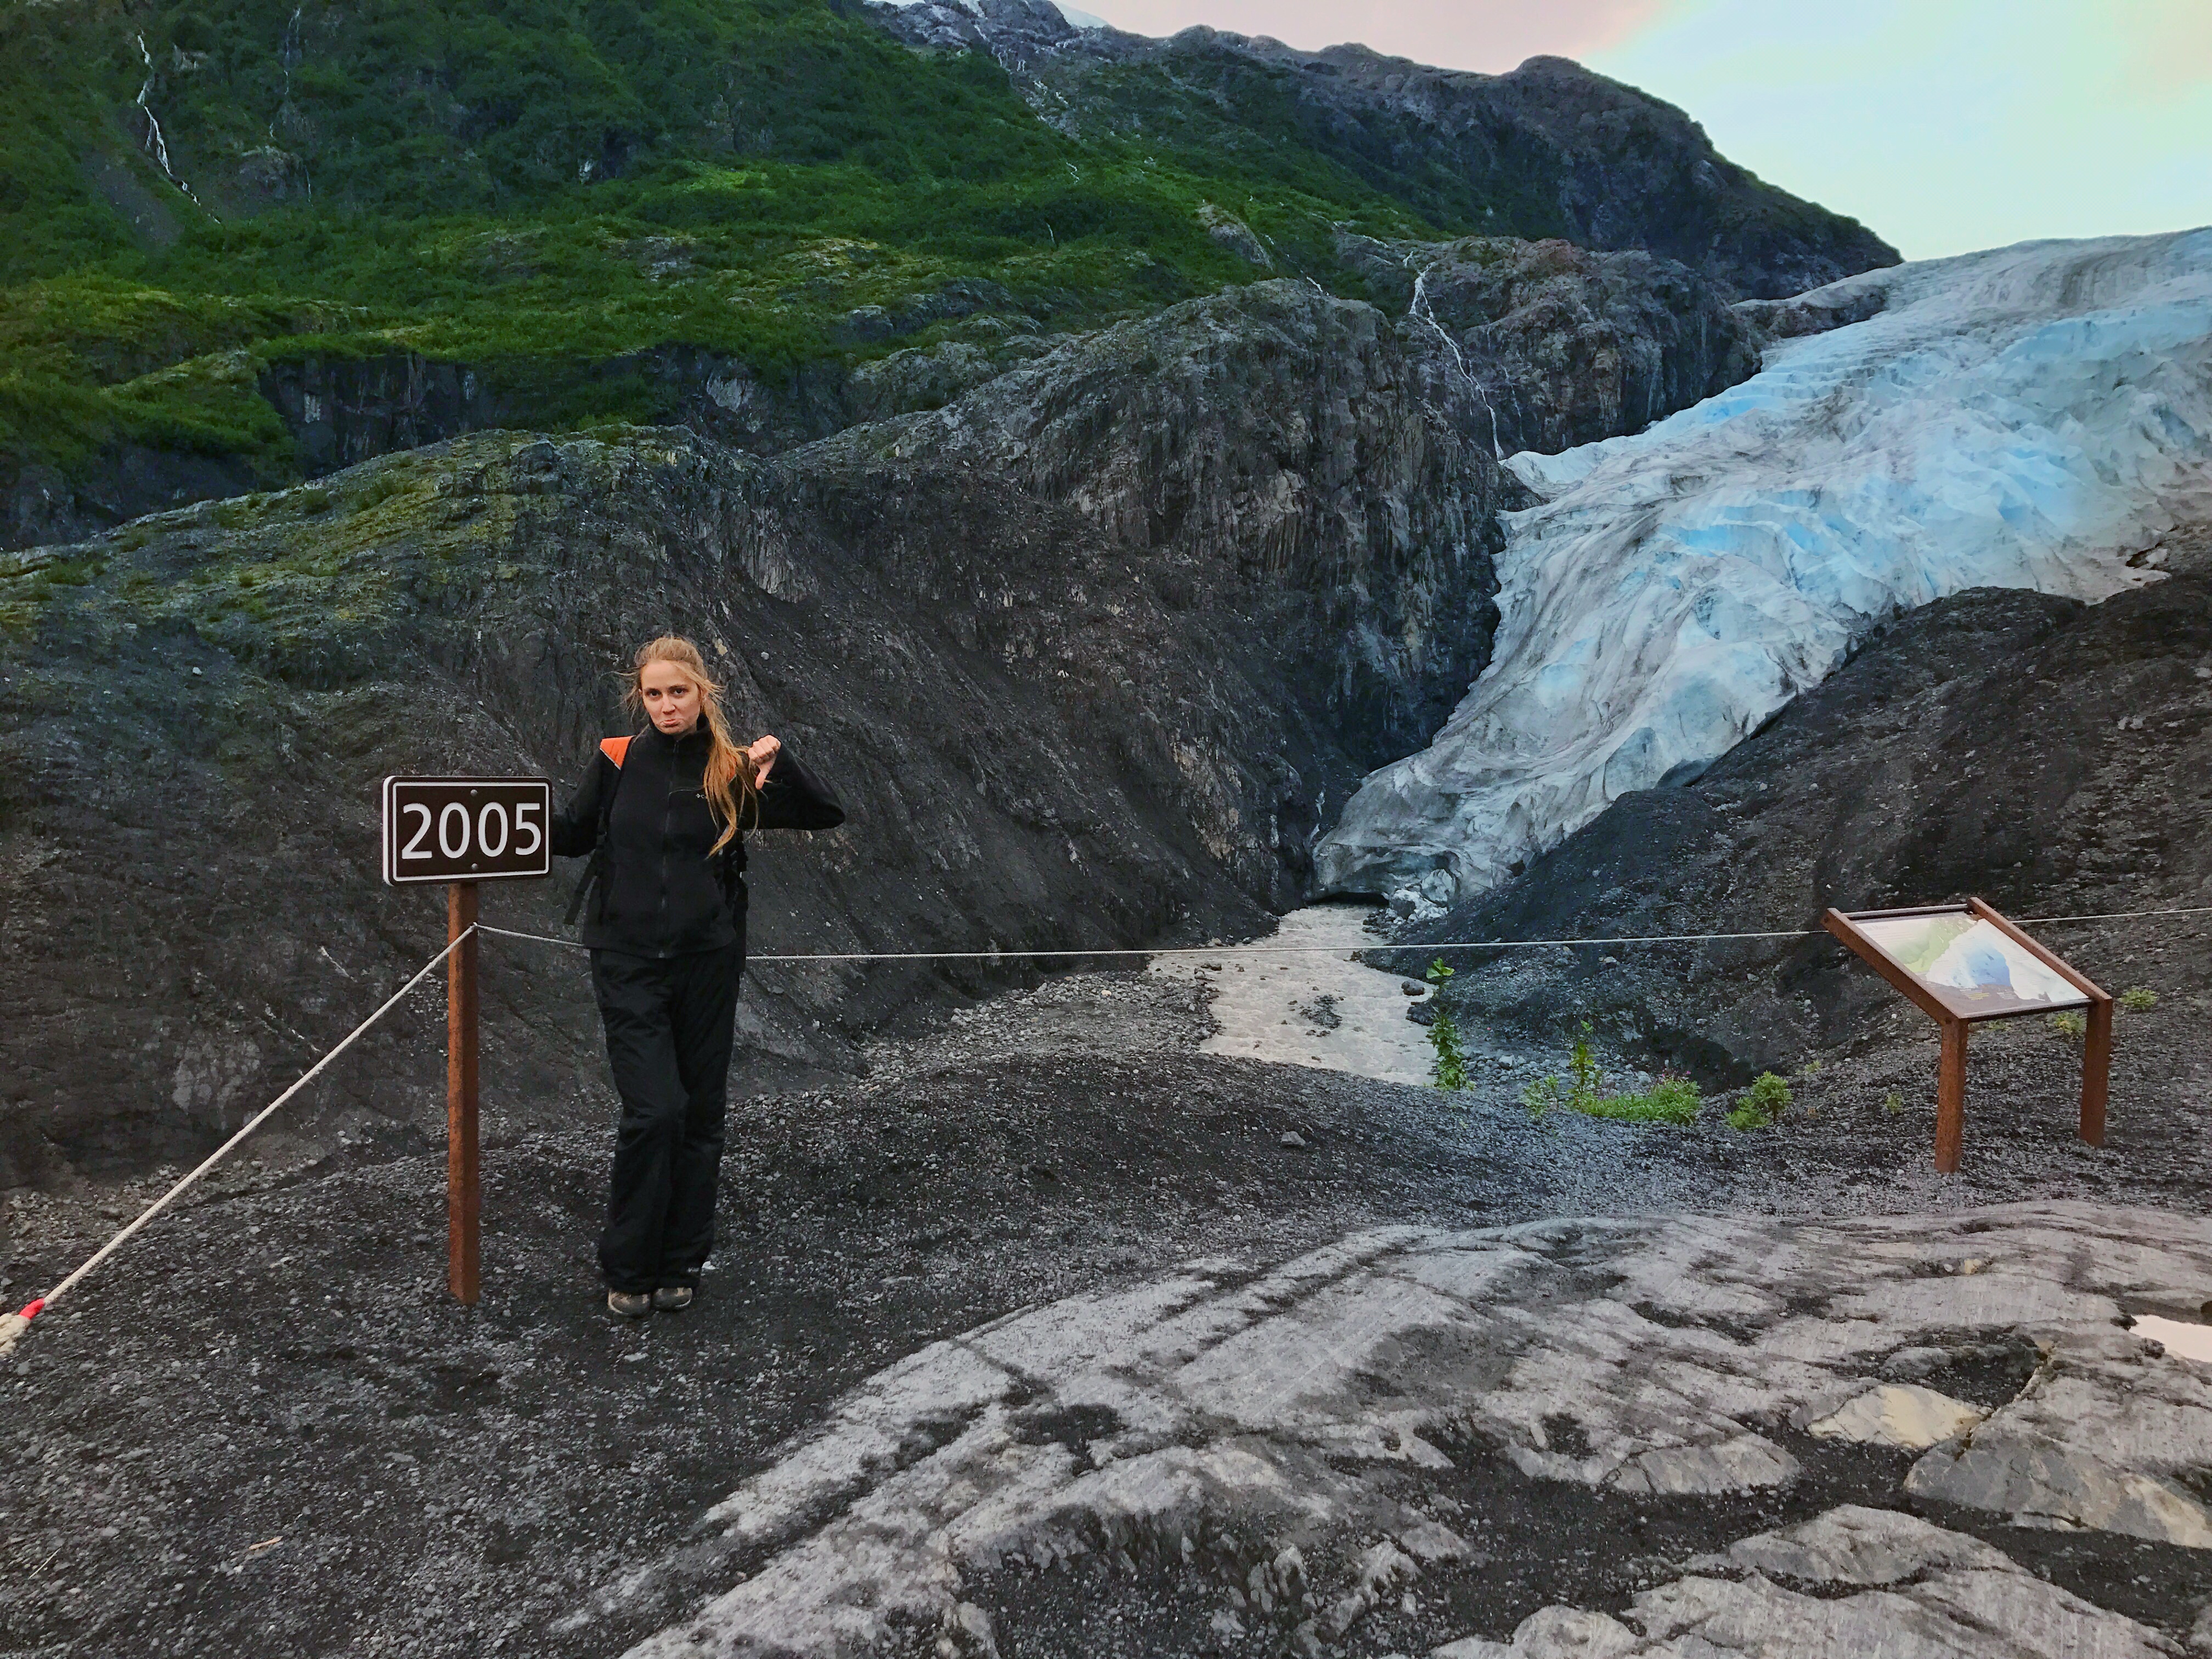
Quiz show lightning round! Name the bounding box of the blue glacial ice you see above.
[1314,229,2212,916]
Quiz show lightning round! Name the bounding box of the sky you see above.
[1076,0,2212,261]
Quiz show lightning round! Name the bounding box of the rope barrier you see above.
[0,928,477,1359]
[476,902,2212,963]
[8,896,2207,1361]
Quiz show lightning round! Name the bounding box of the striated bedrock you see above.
[1316,229,2212,915]
[1338,233,1764,456]
[0,282,1514,1186]
[560,1203,2212,1656]
[869,2,1899,302]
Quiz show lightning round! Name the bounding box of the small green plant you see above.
[1521,1018,1701,1124]
[1575,1076,1702,1125]
[1726,1071,1792,1130]
[1799,1058,1824,1076]
[1567,1020,1602,1104]
[2118,986,2158,1013]
[1521,1073,1563,1117]
[2046,1009,2088,1042]
[1883,1090,1905,1116]
[1425,959,1467,1091]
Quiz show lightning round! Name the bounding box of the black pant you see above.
[590,944,742,1293]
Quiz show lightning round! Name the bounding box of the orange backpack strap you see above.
[600,736,631,767]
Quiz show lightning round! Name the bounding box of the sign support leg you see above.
[1935,1017,1967,1173]
[2080,995,2112,1147]
[448,881,481,1305]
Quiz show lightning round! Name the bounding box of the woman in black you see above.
[552,635,844,1317]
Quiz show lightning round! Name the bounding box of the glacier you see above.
[1314,229,2212,916]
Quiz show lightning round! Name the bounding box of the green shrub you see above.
[2046,1009,2087,1042]
[1882,1090,1905,1116]
[2118,986,2158,1013]
[1726,1071,1792,1130]
[1425,958,1466,1091]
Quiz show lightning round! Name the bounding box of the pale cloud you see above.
[1080,0,1669,72]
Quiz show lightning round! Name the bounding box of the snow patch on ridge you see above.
[1315,229,2212,916]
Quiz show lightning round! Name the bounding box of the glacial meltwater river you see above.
[1149,902,1439,1086]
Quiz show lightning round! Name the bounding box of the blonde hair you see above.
[623,635,758,853]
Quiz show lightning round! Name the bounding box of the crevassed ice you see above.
[1316,229,2212,915]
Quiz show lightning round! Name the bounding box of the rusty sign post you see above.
[383,776,552,1303]
[1825,897,2111,1174]
[447,881,481,1302]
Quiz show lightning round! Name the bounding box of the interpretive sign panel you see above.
[381,776,552,887]
[1849,907,2092,1021]
[1824,899,2109,1172]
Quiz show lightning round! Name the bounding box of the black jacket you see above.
[550,726,844,957]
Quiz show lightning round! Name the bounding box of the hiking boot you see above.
[607,1289,653,1319]
[652,1285,695,1312]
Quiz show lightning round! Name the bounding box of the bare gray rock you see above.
[1440,1506,2182,1657]
[572,1203,2212,1656]
[1339,233,1763,455]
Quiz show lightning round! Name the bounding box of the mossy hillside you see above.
[1,0,1449,488]
[0,437,542,658]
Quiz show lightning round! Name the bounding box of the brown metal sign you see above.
[379,775,550,1303]
[381,776,552,886]
[1825,898,2110,1172]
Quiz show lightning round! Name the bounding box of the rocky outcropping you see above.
[1339,234,1763,455]
[563,1202,2212,1656]
[869,3,1899,301]
[0,281,1514,1185]
[2,447,263,551]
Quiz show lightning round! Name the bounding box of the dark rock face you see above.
[3,449,264,551]
[1389,549,2212,1081]
[254,349,857,480]
[1340,234,1764,454]
[869,5,1900,301]
[0,282,1517,1187]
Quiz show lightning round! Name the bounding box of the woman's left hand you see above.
[747,734,781,781]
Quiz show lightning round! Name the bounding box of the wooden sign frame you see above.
[1824,898,2110,1173]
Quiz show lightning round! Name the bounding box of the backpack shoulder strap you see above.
[566,736,632,927]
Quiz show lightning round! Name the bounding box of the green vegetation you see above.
[1425,960,1468,1091]
[0,0,1469,489]
[2046,1009,2087,1042]
[2118,986,2158,1012]
[1883,1089,1905,1116]
[1521,1018,1703,1125]
[1725,1071,1792,1131]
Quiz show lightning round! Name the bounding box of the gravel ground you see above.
[2,966,2206,1658]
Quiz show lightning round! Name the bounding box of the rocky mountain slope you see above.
[0,0,1893,548]
[871,1,1895,301]
[0,279,1529,1187]
[1321,230,2212,914]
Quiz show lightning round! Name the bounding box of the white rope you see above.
[1,928,475,1355]
[9,895,2201,1358]
[476,903,2212,963]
